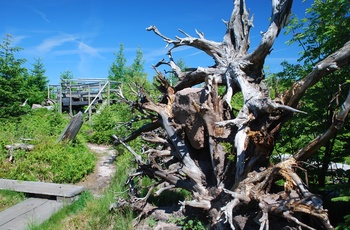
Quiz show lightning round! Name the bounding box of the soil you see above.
[77,143,117,196]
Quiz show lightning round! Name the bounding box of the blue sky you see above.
[1,0,311,85]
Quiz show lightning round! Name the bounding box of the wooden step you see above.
[0,198,64,230]
[0,179,85,201]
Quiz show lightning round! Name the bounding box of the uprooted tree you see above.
[112,0,350,229]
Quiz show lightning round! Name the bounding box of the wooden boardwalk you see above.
[0,179,85,230]
[0,198,63,230]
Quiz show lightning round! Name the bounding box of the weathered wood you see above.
[0,179,85,199]
[5,143,35,162]
[5,143,34,151]
[58,111,84,142]
[0,198,63,230]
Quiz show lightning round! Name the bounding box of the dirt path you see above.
[77,143,116,196]
[78,143,182,229]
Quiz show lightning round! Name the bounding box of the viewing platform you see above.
[49,78,120,116]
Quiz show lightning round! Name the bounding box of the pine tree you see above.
[0,34,29,117]
[27,57,49,104]
[108,43,127,83]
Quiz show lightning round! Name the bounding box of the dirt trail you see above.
[79,144,182,229]
[77,143,116,196]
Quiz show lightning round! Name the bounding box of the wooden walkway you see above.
[0,179,85,230]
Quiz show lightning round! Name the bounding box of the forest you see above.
[0,0,349,229]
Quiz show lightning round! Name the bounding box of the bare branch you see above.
[146,25,223,67]
[294,87,350,161]
[154,183,175,196]
[283,41,350,107]
[114,135,144,164]
[223,0,253,57]
[245,0,293,69]
[114,120,161,145]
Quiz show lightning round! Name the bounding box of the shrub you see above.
[0,109,96,183]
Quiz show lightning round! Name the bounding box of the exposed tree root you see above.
[109,0,350,229]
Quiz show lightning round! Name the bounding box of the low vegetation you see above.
[0,109,96,183]
[0,190,26,212]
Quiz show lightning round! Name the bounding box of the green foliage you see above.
[0,190,26,212]
[332,196,350,202]
[26,58,48,105]
[148,217,157,228]
[0,140,95,183]
[108,44,147,84]
[0,35,27,80]
[272,0,350,188]
[90,45,155,146]
[269,4,350,227]
[0,109,96,183]
[168,216,207,230]
[60,70,74,80]
[285,0,350,65]
[0,35,50,118]
[108,43,127,83]
[336,214,350,230]
[0,35,29,117]
[183,219,206,230]
[87,107,118,144]
[130,47,145,79]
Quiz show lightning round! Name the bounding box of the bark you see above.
[111,1,350,229]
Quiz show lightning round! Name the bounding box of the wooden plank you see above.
[57,111,84,142]
[0,198,63,230]
[0,179,85,198]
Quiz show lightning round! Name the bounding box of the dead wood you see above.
[58,111,84,142]
[5,143,35,151]
[111,0,349,229]
[5,143,35,162]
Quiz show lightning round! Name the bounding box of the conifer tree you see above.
[0,34,29,117]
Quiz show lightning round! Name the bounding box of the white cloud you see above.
[78,42,100,56]
[33,9,50,23]
[36,34,76,53]
[10,35,27,46]
[77,41,104,78]
[143,47,168,63]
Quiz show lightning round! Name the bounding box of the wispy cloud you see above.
[10,35,27,46]
[143,47,168,63]
[77,41,104,77]
[36,34,76,53]
[32,8,50,23]
[78,42,101,57]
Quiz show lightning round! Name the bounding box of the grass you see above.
[28,191,94,230]
[0,190,26,212]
